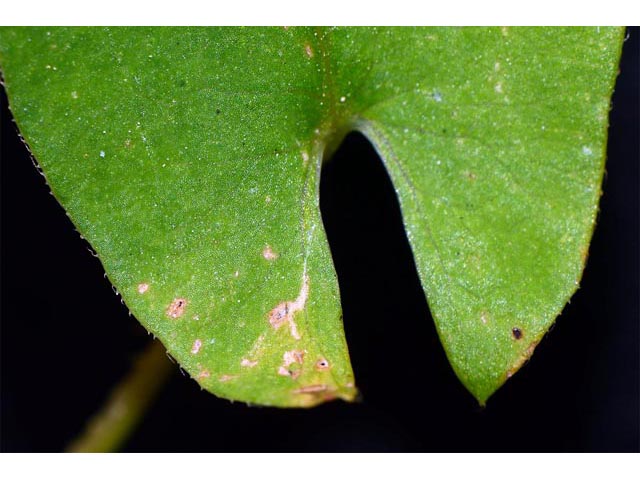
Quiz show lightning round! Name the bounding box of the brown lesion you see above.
[166,298,187,318]
[580,244,590,265]
[284,350,305,365]
[291,384,342,406]
[279,367,301,380]
[505,340,539,379]
[463,170,477,181]
[267,274,309,340]
[278,350,306,380]
[269,303,290,329]
[262,245,278,260]
[303,43,314,59]
[293,384,328,394]
[239,335,266,368]
[290,380,359,406]
[315,357,330,371]
[190,339,202,354]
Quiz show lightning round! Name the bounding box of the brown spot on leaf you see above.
[219,374,238,382]
[283,350,305,366]
[278,366,301,380]
[506,341,539,380]
[262,245,278,260]
[269,304,289,328]
[137,283,149,294]
[294,384,328,394]
[241,335,266,367]
[278,350,305,379]
[197,369,210,379]
[525,341,538,357]
[191,339,202,354]
[580,245,590,264]
[268,274,309,340]
[167,298,187,318]
[304,43,314,58]
[315,358,330,371]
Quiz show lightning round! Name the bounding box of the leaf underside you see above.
[0,27,623,406]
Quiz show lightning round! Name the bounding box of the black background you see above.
[1,28,638,452]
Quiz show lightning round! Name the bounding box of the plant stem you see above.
[65,340,174,452]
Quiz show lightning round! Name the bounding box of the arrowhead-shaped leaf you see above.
[0,27,623,406]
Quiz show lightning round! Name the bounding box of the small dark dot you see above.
[215,109,221,115]
[316,359,329,370]
[512,327,523,340]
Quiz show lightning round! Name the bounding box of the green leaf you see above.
[0,27,624,406]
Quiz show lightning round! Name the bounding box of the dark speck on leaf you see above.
[512,327,523,340]
[216,109,221,115]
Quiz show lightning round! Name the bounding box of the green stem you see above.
[65,340,174,452]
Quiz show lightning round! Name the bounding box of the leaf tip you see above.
[458,336,542,407]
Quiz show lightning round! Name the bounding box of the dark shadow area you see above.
[1,29,638,452]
